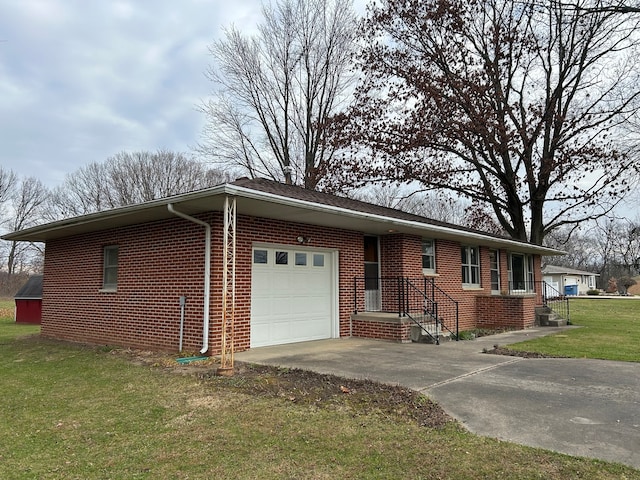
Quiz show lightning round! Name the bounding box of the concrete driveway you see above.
[235,328,640,469]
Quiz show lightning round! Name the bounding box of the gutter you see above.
[221,184,564,256]
[167,204,211,354]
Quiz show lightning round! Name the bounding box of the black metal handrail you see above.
[539,281,570,323]
[404,279,459,344]
[353,276,459,343]
[508,280,570,323]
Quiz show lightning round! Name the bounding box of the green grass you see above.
[1,300,639,479]
[509,298,640,362]
[0,299,40,341]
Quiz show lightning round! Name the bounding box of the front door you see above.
[364,236,380,311]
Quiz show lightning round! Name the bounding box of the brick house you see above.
[2,178,560,354]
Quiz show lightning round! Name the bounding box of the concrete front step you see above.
[536,307,568,327]
[410,324,453,344]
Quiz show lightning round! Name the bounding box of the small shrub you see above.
[586,289,600,296]
[457,330,476,341]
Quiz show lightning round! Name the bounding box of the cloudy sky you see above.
[0,0,365,187]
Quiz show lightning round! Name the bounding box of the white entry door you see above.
[250,246,335,348]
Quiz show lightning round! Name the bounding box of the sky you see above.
[1,0,367,187]
[0,1,636,219]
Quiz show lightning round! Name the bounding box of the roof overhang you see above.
[2,183,563,256]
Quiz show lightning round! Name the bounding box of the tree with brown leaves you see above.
[334,0,640,244]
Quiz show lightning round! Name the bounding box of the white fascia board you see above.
[223,184,564,256]
[1,185,229,242]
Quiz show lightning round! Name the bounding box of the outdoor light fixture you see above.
[296,236,310,244]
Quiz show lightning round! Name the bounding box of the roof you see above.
[2,178,562,255]
[14,275,43,299]
[542,265,599,276]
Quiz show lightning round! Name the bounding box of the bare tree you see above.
[4,176,48,275]
[334,0,640,245]
[47,150,226,219]
[197,0,357,189]
[353,183,469,225]
[617,275,637,294]
[544,216,640,287]
[0,166,17,226]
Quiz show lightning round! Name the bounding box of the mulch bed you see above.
[483,345,568,358]
[108,347,453,429]
[198,362,454,429]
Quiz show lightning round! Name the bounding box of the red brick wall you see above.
[42,216,213,353]
[429,240,490,331]
[379,234,423,278]
[41,209,545,353]
[42,213,362,354]
[476,295,537,329]
[351,318,412,342]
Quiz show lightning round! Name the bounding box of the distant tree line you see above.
[544,217,640,290]
[0,151,225,296]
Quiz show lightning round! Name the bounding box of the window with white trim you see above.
[508,253,534,293]
[461,246,480,286]
[421,239,436,274]
[103,245,119,290]
[489,249,500,293]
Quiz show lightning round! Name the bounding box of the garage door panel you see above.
[251,246,334,348]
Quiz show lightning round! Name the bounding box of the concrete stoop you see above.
[535,306,568,327]
[410,324,453,343]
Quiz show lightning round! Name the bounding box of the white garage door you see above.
[251,246,335,348]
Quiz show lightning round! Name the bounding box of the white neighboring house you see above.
[542,265,599,296]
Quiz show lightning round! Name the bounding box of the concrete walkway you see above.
[235,328,640,469]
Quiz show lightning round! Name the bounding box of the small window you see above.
[313,253,325,267]
[295,252,307,266]
[421,239,435,273]
[275,251,288,265]
[461,246,480,286]
[103,245,119,290]
[253,249,268,264]
[489,249,500,293]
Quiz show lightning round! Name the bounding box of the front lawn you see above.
[509,298,640,362]
[1,301,639,478]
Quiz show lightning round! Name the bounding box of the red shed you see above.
[14,275,43,324]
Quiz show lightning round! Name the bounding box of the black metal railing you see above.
[508,280,570,323]
[539,281,570,323]
[353,276,459,343]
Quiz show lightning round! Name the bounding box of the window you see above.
[421,239,436,274]
[103,245,119,290]
[253,249,268,264]
[295,252,307,266]
[461,246,480,286]
[275,251,288,265]
[489,249,500,293]
[313,253,325,267]
[509,253,534,293]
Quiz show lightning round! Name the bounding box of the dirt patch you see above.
[483,345,567,358]
[198,362,453,429]
[107,347,453,430]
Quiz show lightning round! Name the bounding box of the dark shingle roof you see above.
[14,275,43,299]
[231,177,514,243]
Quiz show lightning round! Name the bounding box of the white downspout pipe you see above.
[167,203,211,354]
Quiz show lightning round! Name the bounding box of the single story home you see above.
[2,178,561,354]
[542,265,599,296]
[13,274,43,324]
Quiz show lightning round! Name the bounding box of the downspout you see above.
[167,203,211,354]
